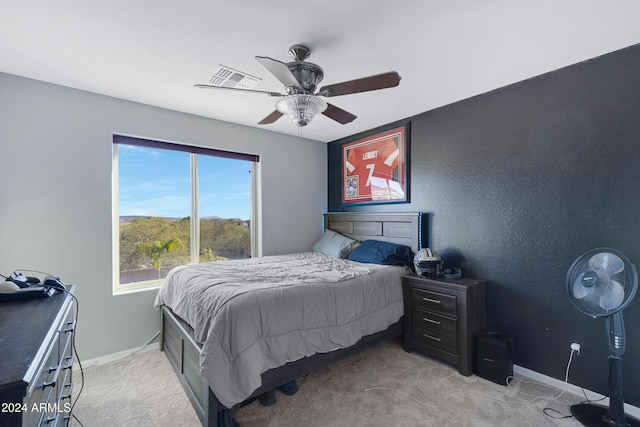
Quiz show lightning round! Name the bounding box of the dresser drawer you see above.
[412,326,457,354]
[25,336,59,427]
[411,288,457,316]
[59,316,75,357]
[37,387,59,427]
[411,307,457,336]
[28,337,60,405]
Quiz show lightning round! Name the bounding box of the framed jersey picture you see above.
[342,123,410,206]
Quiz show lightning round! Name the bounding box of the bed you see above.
[155,212,423,427]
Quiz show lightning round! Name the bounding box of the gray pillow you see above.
[312,229,356,258]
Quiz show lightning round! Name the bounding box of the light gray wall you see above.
[0,72,327,360]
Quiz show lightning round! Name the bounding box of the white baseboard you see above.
[73,339,160,373]
[514,364,640,421]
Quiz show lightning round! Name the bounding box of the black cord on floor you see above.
[540,347,610,423]
[543,407,574,419]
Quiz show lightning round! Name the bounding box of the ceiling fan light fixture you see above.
[276,95,327,127]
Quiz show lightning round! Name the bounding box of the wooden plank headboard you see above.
[323,212,421,253]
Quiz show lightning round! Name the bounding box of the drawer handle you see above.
[65,320,76,333]
[423,333,441,342]
[422,297,441,304]
[62,382,74,400]
[423,317,441,325]
[41,362,63,389]
[63,355,75,370]
[41,379,56,389]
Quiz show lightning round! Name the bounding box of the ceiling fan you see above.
[195,44,401,127]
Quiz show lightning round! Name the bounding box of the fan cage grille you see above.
[567,248,638,317]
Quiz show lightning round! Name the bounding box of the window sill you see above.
[113,280,163,296]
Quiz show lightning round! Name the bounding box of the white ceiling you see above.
[2,1,640,143]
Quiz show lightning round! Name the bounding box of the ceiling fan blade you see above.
[255,56,302,89]
[317,71,401,97]
[322,103,357,124]
[258,110,284,125]
[194,84,283,97]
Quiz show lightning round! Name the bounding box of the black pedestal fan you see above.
[567,248,639,427]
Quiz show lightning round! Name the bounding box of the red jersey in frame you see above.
[342,126,408,205]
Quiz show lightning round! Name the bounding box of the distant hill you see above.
[119,215,248,224]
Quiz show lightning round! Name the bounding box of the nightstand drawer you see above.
[411,288,457,316]
[412,326,457,354]
[411,307,457,336]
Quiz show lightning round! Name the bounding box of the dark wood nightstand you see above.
[402,274,486,376]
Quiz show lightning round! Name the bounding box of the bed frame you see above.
[160,212,421,427]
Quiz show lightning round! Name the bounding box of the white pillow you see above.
[312,229,356,258]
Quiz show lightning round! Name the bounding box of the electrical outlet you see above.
[571,342,582,355]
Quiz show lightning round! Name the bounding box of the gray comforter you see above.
[154,251,407,408]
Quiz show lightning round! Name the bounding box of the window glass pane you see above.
[198,155,251,262]
[118,146,191,284]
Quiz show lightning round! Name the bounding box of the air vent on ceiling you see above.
[205,65,261,89]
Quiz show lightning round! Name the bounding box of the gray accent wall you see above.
[0,72,327,360]
[328,44,640,406]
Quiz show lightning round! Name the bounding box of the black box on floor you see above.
[474,331,513,386]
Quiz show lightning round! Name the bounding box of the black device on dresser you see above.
[402,274,486,376]
[0,285,76,427]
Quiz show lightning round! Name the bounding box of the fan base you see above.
[571,403,640,427]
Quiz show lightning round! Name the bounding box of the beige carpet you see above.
[72,339,583,426]
[71,348,201,427]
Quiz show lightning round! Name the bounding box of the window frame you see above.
[111,134,260,295]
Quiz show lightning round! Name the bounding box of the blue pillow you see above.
[347,240,413,266]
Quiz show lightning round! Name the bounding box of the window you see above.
[112,135,258,294]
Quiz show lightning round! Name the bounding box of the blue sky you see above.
[118,145,251,219]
